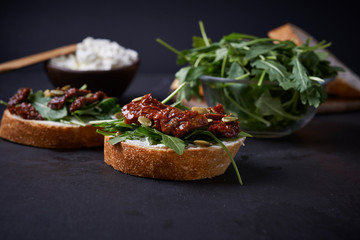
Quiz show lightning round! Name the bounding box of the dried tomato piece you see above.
[8,88,31,106]
[207,104,226,114]
[121,94,240,139]
[207,120,240,138]
[122,94,167,124]
[47,88,90,110]
[153,107,208,138]
[69,91,108,112]
[8,102,43,120]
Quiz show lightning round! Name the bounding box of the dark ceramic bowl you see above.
[44,58,140,98]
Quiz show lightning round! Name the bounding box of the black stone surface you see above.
[0,70,359,240]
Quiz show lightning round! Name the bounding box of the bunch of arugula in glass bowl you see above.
[157,21,342,137]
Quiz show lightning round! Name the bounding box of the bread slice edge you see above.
[0,109,104,149]
[104,135,246,181]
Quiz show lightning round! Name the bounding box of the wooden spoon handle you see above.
[0,43,77,74]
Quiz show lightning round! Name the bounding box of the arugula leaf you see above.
[290,55,311,92]
[93,118,136,133]
[175,66,206,101]
[151,128,186,155]
[175,66,193,101]
[238,131,253,137]
[162,134,185,154]
[251,59,293,89]
[73,97,120,119]
[108,132,132,145]
[315,51,328,61]
[59,116,87,126]
[214,47,228,63]
[31,91,67,120]
[244,43,284,61]
[136,127,162,142]
[221,32,258,41]
[162,82,187,105]
[96,129,116,137]
[255,91,303,120]
[300,85,326,108]
[227,62,245,79]
[192,36,211,48]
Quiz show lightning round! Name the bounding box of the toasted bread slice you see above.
[104,136,245,180]
[268,23,360,99]
[0,109,103,149]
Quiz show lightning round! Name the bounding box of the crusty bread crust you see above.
[0,109,103,149]
[104,136,245,181]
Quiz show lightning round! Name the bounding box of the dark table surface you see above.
[1,67,360,240]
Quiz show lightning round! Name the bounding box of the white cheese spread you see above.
[124,137,245,149]
[50,37,138,70]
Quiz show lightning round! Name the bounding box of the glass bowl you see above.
[200,75,332,138]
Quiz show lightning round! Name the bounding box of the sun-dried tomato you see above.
[69,91,108,112]
[47,88,90,110]
[8,88,31,107]
[8,102,43,120]
[122,94,240,138]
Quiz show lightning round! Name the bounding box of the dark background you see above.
[1,2,360,240]
[0,0,358,76]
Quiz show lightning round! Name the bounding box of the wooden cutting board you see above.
[318,98,360,113]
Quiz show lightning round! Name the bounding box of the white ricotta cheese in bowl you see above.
[50,37,138,71]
